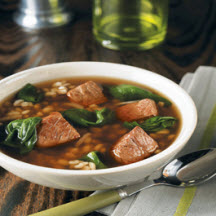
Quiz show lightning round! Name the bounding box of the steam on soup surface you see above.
[0,77,181,170]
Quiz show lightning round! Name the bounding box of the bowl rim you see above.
[0,61,197,176]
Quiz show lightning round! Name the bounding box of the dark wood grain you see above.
[0,0,216,215]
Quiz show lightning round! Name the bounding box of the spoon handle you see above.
[28,190,122,216]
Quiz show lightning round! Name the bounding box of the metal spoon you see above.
[30,148,216,216]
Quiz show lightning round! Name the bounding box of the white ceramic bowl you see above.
[0,62,197,191]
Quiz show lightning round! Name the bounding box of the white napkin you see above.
[96,66,216,216]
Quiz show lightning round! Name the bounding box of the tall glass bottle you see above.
[93,0,169,50]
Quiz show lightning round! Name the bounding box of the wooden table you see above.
[0,0,215,215]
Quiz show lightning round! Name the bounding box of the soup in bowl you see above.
[0,62,197,190]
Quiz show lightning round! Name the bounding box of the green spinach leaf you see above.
[17,83,44,103]
[62,108,115,127]
[109,84,171,106]
[2,117,42,154]
[80,151,107,169]
[124,116,177,133]
[62,109,94,127]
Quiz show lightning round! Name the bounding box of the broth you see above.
[0,77,181,169]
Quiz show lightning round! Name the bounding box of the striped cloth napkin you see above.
[97,66,216,216]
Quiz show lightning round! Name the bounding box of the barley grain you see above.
[22,110,30,115]
[156,129,170,135]
[100,147,106,153]
[36,112,43,117]
[57,159,69,166]
[8,111,21,116]
[68,85,75,89]
[21,102,33,107]
[89,162,96,170]
[57,88,67,94]
[82,145,92,153]
[63,83,70,87]
[90,128,102,133]
[75,133,91,147]
[82,166,90,170]
[45,92,56,97]
[43,106,53,113]
[168,134,175,140]
[15,107,22,112]
[94,144,103,151]
[149,133,160,139]
[63,102,84,109]
[74,162,88,169]
[158,102,165,107]
[53,82,62,87]
[13,99,24,106]
[0,115,22,121]
[155,149,162,154]
[34,104,41,109]
[69,160,80,165]
[84,137,92,144]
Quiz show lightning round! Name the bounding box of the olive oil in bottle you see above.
[93,0,169,50]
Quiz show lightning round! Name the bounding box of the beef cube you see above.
[67,81,107,106]
[36,112,80,148]
[116,99,158,122]
[111,126,158,164]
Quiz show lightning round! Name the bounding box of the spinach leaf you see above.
[124,116,177,133]
[109,84,171,106]
[80,151,107,169]
[17,83,44,103]
[2,117,42,154]
[62,108,115,127]
[94,108,115,126]
[62,109,95,127]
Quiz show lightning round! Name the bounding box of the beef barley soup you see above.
[0,77,181,170]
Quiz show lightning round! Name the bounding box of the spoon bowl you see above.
[157,148,216,187]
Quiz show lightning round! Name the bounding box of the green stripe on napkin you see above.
[199,105,216,149]
[173,104,216,216]
[174,187,197,216]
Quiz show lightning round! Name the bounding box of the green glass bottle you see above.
[93,0,169,50]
